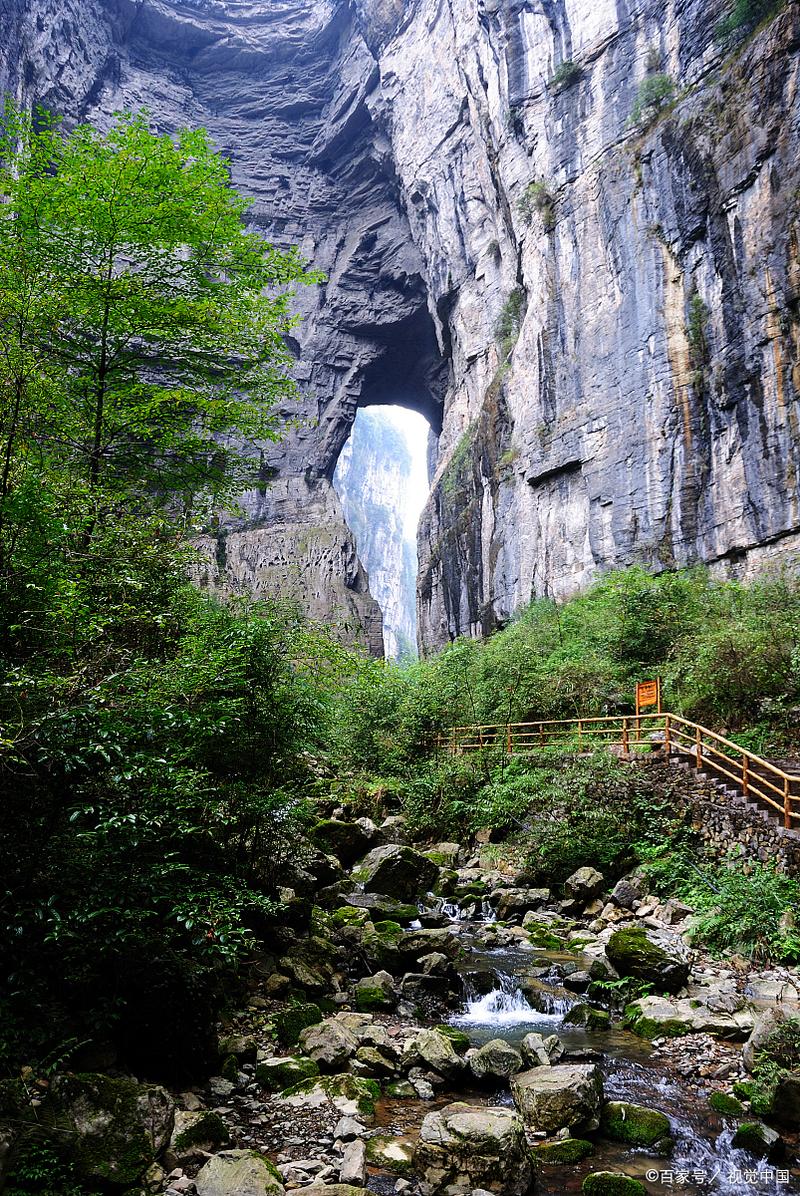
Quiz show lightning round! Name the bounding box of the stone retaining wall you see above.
[669,763,800,873]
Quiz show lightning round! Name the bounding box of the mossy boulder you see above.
[732,1121,784,1160]
[605,928,688,993]
[709,1091,745,1116]
[564,1004,610,1030]
[331,906,370,928]
[434,1025,471,1053]
[582,1174,646,1196]
[255,1056,319,1091]
[600,1101,672,1150]
[273,1002,322,1046]
[280,1074,380,1119]
[354,971,395,1012]
[312,819,373,866]
[534,1137,594,1163]
[469,1038,524,1083]
[365,1135,414,1173]
[194,1149,284,1196]
[351,844,439,901]
[511,1064,603,1135]
[415,1103,533,1196]
[49,1072,174,1187]
[386,1080,417,1098]
[171,1109,229,1157]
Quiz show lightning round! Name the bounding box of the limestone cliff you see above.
[2,0,799,652]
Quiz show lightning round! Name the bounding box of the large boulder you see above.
[493,888,551,922]
[195,1150,284,1196]
[511,1064,603,1134]
[406,1028,466,1082]
[414,1102,534,1196]
[605,927,689,993]
[742,1008,790,1072]
[564,867,605,904]
[312,820,374,867]
[255,1056,319,1091]
[299,1019,360,1072]
[354,971,396,1012]
[48,1073,174,1187]
[624,995,754,1040]
[469,1039,524,1083]
[352,844,439,901]
[521,1032,564,1068]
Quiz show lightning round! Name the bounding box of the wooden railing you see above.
[439,713,800,829]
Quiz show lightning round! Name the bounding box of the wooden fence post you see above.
[785,777,791,830]
[507,725,512,755]
[664,715,671,757]
[695,726,702,768]
[622,717,629,756]
[742,754,749,799]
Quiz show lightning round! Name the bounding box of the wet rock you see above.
[312,819,374,867]
[300,1018,360,1072]
[354,1045,397,1077]
[303,1187,371,1196]
[344,895,419,922]
[605,927,689,993]
[255,1056,320,1091]
[469,1039,524,1083]
[352,844,438,901]
[600,1101,672,1150]
[48,1073,174,1187]
[520,1032,564,1068]
[414,1102,534,1195]
[354,971,396,1012]
[564,867,605,904]
[581,1174,646,1196]
[511,1064,603,1134]
[772,1072,800,1128]
[563,1004,611,1030]
[195,1150,284,1196]
[339,1138,367,1185]
[732,1121,784,1160]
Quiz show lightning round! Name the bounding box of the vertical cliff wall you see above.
[2,0,799,653]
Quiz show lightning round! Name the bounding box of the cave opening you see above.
[333,404,432,660]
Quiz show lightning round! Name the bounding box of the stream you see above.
[375,912,800,1196]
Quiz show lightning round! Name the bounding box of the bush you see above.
[550,61,581,89]
[517,181,556,229]
[629,74,675,126]
[682,859,800,963]
[717,0,784,37]
[495,286,527,358]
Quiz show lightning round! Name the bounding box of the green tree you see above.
[0,103,319,568]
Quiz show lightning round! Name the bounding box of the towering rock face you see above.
[2,0,799,652]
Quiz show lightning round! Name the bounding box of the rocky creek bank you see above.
[5,815,800,1195]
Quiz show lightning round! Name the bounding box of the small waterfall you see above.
[453,971,565,1028]
[434,897,496,924]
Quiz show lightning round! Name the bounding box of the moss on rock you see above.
[280,1074,380,1118]
[600,1101,671,1148]
[582,1173,646,1196]
[273,1002,323,1046]
[534,1137,594,1163]
[255,1056,319,1091]
[709,1092,745,1116]
[434,1025,471,1053]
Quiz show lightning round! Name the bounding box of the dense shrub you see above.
[629,73,675,125]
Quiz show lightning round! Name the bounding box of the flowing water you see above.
[374,918,800,1196]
